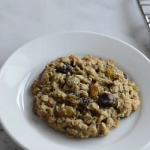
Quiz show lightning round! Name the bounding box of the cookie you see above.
[31,55,140,138]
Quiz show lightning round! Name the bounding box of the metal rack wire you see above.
[137,0,150,32]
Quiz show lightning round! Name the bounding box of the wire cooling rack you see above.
[137,0,150,32]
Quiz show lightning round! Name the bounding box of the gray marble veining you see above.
[0,124,23,150]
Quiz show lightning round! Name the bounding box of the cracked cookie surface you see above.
[31,55,140,138]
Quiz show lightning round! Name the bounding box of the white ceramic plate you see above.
[0,32,150,150]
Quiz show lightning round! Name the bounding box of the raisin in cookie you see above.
[31,55,140,138]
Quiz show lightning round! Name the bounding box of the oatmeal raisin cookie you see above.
[31,55,140,138]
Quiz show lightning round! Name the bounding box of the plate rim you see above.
[0,31,150,150]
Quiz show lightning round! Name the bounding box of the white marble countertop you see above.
[0,0,150,150]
